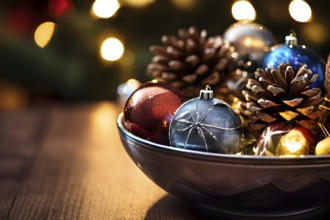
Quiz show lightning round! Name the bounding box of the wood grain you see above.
[0,102,202,220]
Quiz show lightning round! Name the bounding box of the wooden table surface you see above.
[0,102,207,220]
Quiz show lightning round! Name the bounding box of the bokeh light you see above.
[34,21,56,48]
[171,0,195,9]
[92,0,120,19]
[232,0,256,21]
[100,37,124,61]
[289,0,312,22]
[0,81,28,111]
[48,0,74,17]
[117,78,141,105]
[90,103,115,137]
[122,0,154,7]
[120,50,135,66]
[302,23,327,44]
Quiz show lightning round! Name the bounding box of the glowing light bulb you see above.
[34,22,56,48]
[100,37,124,61]
[232,0,256,21]
[92,0,120,19]
[289,0,312,22]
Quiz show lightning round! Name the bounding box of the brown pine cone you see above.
[240,63,323,133]
[218,68,249,101]
[325,55,330,97]
[147,26,235,100]
[323,55,330,131]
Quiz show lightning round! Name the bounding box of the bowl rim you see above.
[117,112,330,166]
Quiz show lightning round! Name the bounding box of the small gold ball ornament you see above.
[275,130,310,156]
[315,137,330,155]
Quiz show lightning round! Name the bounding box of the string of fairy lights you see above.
[33,0,314,63]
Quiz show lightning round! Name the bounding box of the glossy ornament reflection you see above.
[275,130,310,156]
[169,87,243,154]
[124,80,183,145]
[263,32,325,88]
[223,20,276,71]
[255,122,316,156]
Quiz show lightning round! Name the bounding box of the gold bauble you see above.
[275,130,309,156]
[315,137,330,155]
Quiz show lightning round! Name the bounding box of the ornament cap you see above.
[199,86,213,100]
[285,31,298,47]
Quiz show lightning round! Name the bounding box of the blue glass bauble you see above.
[169,88,243,154]
[263,34,325,89]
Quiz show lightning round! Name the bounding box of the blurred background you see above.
[0,0,329,111]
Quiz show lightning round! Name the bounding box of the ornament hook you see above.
[285,30,298,47]
[199,85,213,100]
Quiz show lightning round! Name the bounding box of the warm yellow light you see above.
[289,0,312,22]
[232,0,256,21]
[122,0,154,7]
[90,103,116,138]
[100,37,124,61]
[126,79,141,88]
[302,23,326,44]
[120,50,135,66]
[34,21,56,48]
[172,0,195,9]
[92,0,120,18]
[285,139,304,153]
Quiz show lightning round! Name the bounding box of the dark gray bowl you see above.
[117,113,330,218]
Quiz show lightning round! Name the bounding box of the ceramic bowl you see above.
[117,113,330,218]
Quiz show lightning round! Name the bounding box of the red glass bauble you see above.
[124,80,183,145]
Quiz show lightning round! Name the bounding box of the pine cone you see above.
[219,68,249,101]
[323,55,330,131]
[240,63,323,133]
[325,55,330,97]
[147,26,235,100]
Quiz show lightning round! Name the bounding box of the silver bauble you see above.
[223,20,277,70]
[169,88,243,154]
